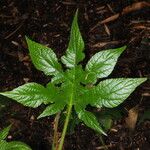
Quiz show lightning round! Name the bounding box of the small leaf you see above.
[0,125,11,140]
[61,10,85,68]
[0,83,52,108]
[26,37,62,76]
[85,46,126,83]
[6,141,31,150]
[101,108,123,120]
[77,110,106,135]
[90,78,147,108]
[100,116,112,131]
[38,102,65,119]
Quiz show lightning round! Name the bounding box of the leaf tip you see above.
[37,115,42,120]
[4,124,12,132]
[0,92,8,97]
[37,112,46,119]
[25,35,30,42]
[103,132,107,136]
[97,128,107,136]
[5,124,12,133]
[119,45,127,53]
[142,77,147,81]
[135,77,147,85]
[140,77,147,83]
[75,9,79,16]
[73,9,79,23]
[25,36,34,48]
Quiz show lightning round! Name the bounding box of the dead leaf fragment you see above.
[122,1,150,15]
[125,105,139,131]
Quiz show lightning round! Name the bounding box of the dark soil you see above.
[0,0,150,150]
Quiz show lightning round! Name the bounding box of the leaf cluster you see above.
[0,11,147,135]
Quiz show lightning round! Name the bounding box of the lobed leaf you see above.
[61,10,85,68]
[77,110,106,135]
[85,46,126,83]
[26,37,62,76]
[90,78,147,108]
[38,102,65,119]
[0,83,53,108]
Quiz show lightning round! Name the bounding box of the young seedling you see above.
[0,125,31,150]
[0,10,147,150]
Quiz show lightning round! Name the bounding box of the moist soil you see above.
[0,0,150,150]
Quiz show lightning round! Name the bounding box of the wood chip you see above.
[142,93,150,97]
[101,1,150,24]
[91,41,120,48]
[11,41,19,46]
[104,24,111,36]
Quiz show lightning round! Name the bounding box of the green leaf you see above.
[101,107,124,120]
[0,83,53,108]
[96,113,113,131]
[0,127,31,150]
[85,46,126,83]
[0,140,7,150]
[100,116,112,131]
[77,110,106,135]
[61,10,85,68]
[26,36,62,76]
[0,125,11,140]
[38,102,65,119]
[6,141,31,150]
[90,78,147,108]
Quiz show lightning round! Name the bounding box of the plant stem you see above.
[58,95,73,150]
[52,112,61,150]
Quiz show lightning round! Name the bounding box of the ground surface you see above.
[0,0,150,150]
